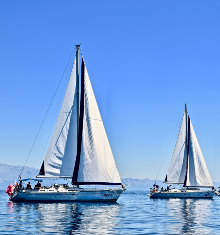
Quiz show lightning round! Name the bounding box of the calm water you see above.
[1,190,220,234]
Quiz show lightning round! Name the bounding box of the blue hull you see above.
[10,188,124,202]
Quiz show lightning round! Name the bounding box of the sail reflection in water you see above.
[166,198,212,234]
[4,201,121,234]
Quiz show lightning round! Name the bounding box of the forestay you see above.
[186,121,213,187]
[165,112,187,184]
[76,62,121,184]
[38,57,78,177]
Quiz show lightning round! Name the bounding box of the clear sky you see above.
[1,1,220,182]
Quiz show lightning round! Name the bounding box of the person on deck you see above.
[19,180,22,189]
[35,181,41,189]
[26,182,32,190]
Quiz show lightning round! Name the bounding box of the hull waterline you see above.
[10,188,124,202]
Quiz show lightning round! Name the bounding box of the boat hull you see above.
[149,190,215,199]
[10,188,124,202]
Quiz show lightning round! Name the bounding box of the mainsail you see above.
[38,57,78,177]
[165,105,213,187]
[72,58,121,185]
[185,120,213,187]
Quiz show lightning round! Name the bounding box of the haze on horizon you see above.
[1,1,220,182]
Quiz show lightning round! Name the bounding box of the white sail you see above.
[39,57,78,177]
[166,112,187,184]
[186,121,213,187]
[77,63,121,184]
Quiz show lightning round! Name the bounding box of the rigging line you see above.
[155,107,185,183]
[37,56,75,172]
[19,48,76,178]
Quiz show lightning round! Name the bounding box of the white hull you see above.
[10,188,125,202]
[149,189,214,199]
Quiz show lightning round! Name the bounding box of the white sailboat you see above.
[10,45,125,202]
[150,104,214,199]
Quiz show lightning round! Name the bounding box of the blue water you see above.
[1,190,220,234]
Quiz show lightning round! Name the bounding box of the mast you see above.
[183,103,189,187]
[75,45,80,144]
[74,44,80,186]
[185,104,187,157]
[72,56,85,185]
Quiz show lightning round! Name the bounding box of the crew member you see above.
[26,182,32,190]
[35,181,41,189]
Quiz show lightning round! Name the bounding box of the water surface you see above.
[1,190,220,234]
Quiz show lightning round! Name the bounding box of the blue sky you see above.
[1,1,220,182]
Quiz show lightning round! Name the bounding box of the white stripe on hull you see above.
[150,190,214,199]
[10,189,124,202]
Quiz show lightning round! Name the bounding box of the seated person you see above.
[26,182,32,190]
[35,181,41,189]
[63,183,69,189]
[17,180,23,190]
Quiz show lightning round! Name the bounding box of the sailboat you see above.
[9,45,125,202]
[149,104,215,199]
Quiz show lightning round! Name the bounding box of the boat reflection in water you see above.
[165,198,212,234]
[6,201,121,234]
